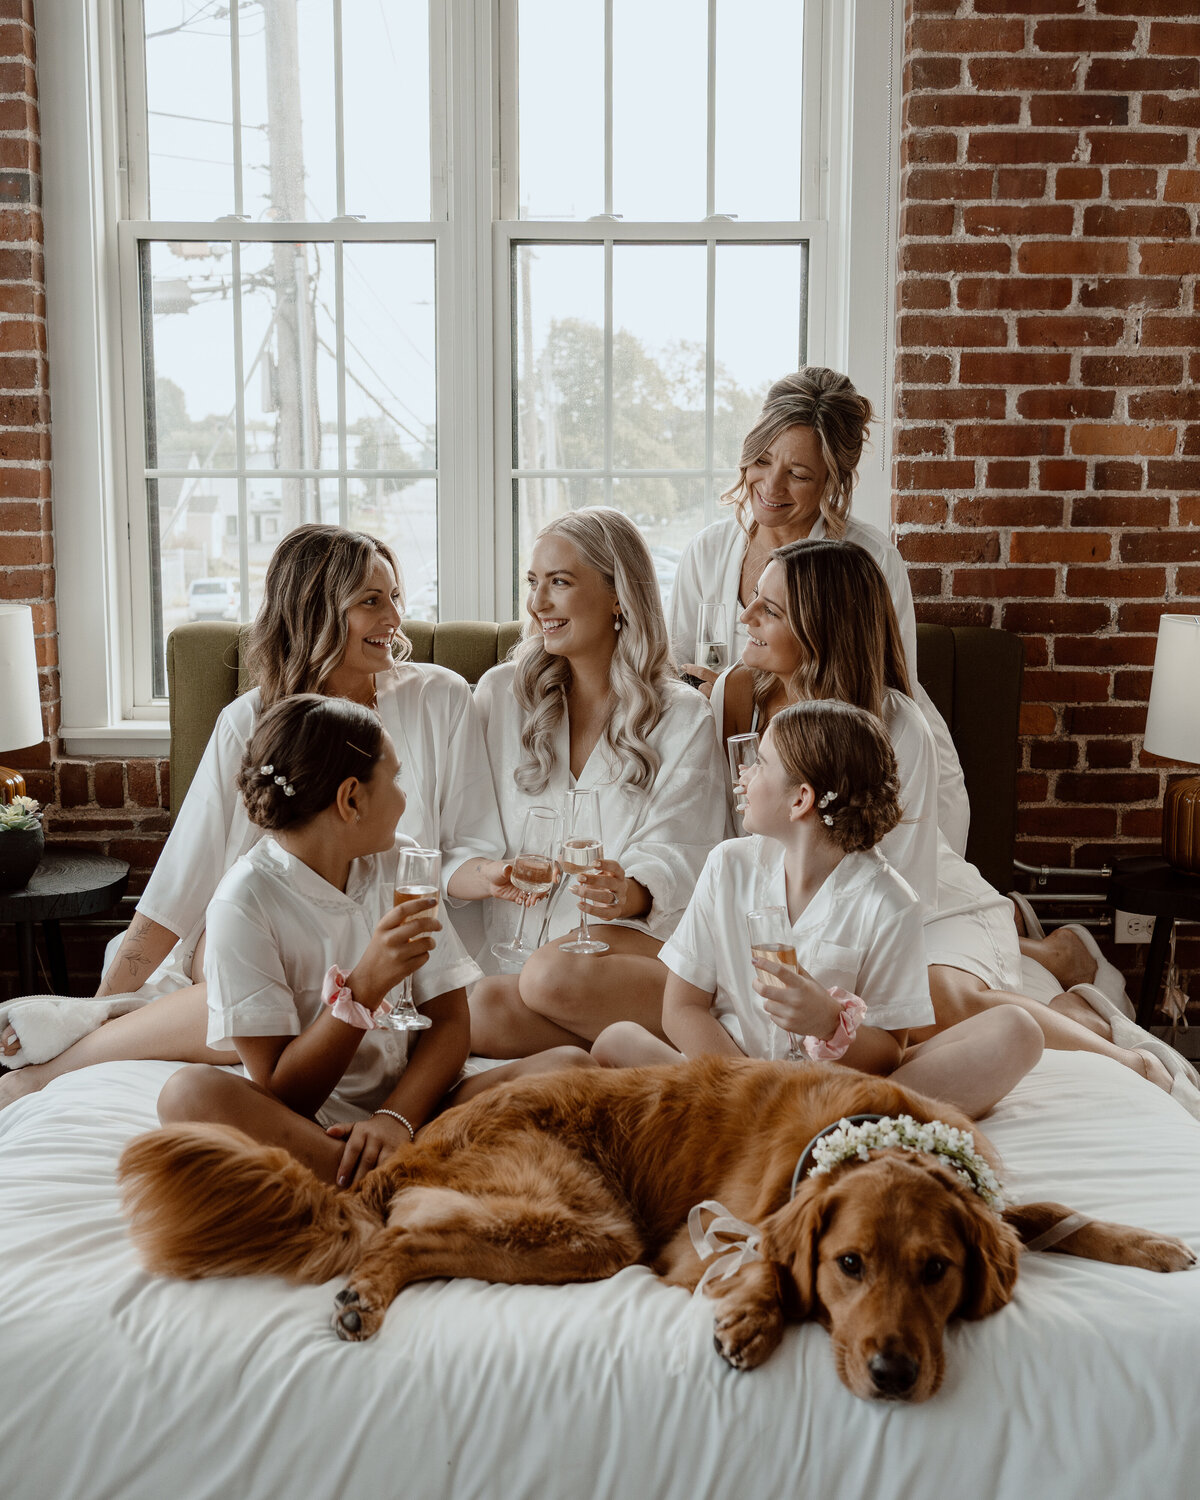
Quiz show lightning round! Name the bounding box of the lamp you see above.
[1143,613,1200,875]
[0,604,44,803]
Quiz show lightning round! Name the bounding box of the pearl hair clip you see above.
[259,764,295,797]
[817,789,837,827]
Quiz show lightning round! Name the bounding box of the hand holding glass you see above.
[727,733,760,814]
[695,602,729,675]
[560,788,609,956]
[746,906,805,1062]
[491,806,563,964]
[378,847,442,1032]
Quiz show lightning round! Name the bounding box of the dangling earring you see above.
[613,613,623,634]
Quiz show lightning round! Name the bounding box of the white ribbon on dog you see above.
[687,1200,763,1294]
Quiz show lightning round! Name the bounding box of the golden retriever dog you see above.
[118,1057,1194,1403]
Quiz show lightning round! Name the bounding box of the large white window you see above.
[39,0,902,748]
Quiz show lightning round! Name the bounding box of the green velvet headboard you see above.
[167,620,1024,891]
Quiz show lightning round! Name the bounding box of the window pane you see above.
[613,0,707,220]
[344,243,437,472]
[144,241,236,470]
[714,0,806,220]
[350,476,439,622]
[143,2,235,219]
[514,243,605,472]
[611,244,706,470]
[342,1,431,219]
[517,0,604,219]
[610,476,705,613]
[712,242,806,468]
[515,475,607,599]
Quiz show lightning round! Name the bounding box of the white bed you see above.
[1,1050,1198,1500]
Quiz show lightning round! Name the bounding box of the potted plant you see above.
[0,795,45,892]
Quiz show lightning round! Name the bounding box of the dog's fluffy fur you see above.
[118,1057,1193,1401]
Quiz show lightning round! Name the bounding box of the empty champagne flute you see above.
[696,602,730,675]
[491,806,562,965]
[727,732,760,815]
[378,847,442,1032]
[746,905,806,1062]
[560,787,609,956]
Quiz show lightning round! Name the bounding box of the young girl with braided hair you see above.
[593,700,1043,1121]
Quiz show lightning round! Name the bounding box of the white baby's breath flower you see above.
[807,1113,1006,1212]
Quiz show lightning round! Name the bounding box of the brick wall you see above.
[893,0,1200,1002]
[1,0,167,996]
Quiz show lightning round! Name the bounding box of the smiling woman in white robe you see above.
[666,367,968,854]
[463,508,726,1060]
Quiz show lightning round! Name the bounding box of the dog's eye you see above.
[921,1257,948,1285]
[837,1253,863,1279]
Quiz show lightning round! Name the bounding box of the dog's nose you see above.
[867,1351,919,1398]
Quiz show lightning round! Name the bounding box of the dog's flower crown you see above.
[803,1113,1007,1212]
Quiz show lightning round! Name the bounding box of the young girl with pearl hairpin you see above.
[593,699,1042,1121]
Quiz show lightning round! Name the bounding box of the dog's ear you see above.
[757,1178,832,1322]
[954,1190,1022,1321]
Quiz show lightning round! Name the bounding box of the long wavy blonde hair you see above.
[512,508,673,795]
[244,524,412,707]
[721,366,875,540]
[750,538,911,723]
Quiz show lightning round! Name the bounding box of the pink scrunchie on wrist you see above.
[804,987,868,1062]
[322,965,378,1030]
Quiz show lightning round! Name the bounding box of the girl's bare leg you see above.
[0,986,228,1112]
[468,976,588,1058]
[450,1046,599,1106]
[518,928,669,1043]
[1018,929,1098,991]
[592,1021,681,1068]
[894,1007,1044,1119]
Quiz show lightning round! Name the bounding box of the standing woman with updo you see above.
[464,508,726,1059]
[0,523,503,1107]
[667,366,968,853]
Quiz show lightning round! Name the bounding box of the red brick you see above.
[1021,637,1049,670]
[1085,739,1134,769]
[895,425,946,455]
[1070,424,1177,456]
[1176,568,1200,595]
[899,279,953,310]
[1080,354,1184,385]
[908,55,963,91]
[900,242,1012,274]
[894,459,978,490]
[1140,244,1200,275]
[1122,530,1200,564]
[56,762,89,808]
[127,761,160,809]
[1031,740,1079,771]
[1083,203,1192,236]
[1072,495,1170,527]
[982,462,1034,491]
[1017,772,1050,803]
[1119,601,1200,633]
[899,314,1008,347]
[969,56,1080,91]
[957,278,1072,312]
[898,388,1007,420]
[964,204,1075,235]
[1058,636,1156,668]
[94,762,125,809]
[1149,21,1200,55]
[1183,428,1200,457]
[1065,565,1167,597]
[1087,57,1199,91]
[1181,498,1200,526]
[958,496,1064,527]
[1093,461,1144,491]
[898,532,1001,565]
[966,133,1080,167]
[1056,773,1160,804]
[0,498,42,529]
[960,352,1071,384]
[954,423,1065,458]
[1040,455,1089,487]
[1054,167,1103,199]
[1147,459,1200,489]
[1117,809,1164,841]
[1030,94,1128,128]
[913,601,995,628]
[906,168,995,201]
[1140,93,1200,130]
[908,94,1020,128]
[1078,278,1183,311]
[1107,168,1160,201]
[907,568,945,598]
[1164,170,1200,203]
[1017,389,1115,420]
[952,567,1057,598]
[1113,669,1153,701]
[1089,134,1190,167]
[1011,531,1110,564]
[1023,669,1111,704]
[1019,703,1059,736]
[896,353,952,384]
[1065,705,1147,736]
[995,168,1048,199]
[904,132,960,167]
[974,0,1082,11]
[894,495,948,526]
[1017,315,1123,348]
[1018,241,1128,274]
[1141,316,1200,348]
[910,18,1026,52]
[1034,18,1137,51]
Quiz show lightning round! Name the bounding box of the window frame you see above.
[38,0,902,753]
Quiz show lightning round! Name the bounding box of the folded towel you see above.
[0,993,146,1069]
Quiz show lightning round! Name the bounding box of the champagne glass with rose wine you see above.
[560,788,609,956]
[491,806,563,964]
[378,847,442,1032]
[695,602,729,676]
[727,732,760,816]
[746,905,806,1062]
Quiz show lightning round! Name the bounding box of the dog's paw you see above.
[1126,1232,1196,1274]
[330,1285,385,1342]
[711,1300,784,1372]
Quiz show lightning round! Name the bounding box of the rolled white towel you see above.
[0,993,146,1068]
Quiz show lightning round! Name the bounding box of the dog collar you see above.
[790,1113,1007,1212]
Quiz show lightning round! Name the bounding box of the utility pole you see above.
[519,240,543,539]
[264,0,321,532]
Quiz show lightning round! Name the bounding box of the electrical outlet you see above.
[1113,910,1156,944]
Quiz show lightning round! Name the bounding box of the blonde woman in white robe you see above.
[0,524,504,1109]
[464,508,727,1059]
[666,366,969,854]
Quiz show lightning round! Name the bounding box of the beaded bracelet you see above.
[373,1108,416,1141]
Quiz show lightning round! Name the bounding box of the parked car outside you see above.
[187,578,240,622]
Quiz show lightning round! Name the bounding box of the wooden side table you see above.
[1106,856,1200,1030]
[0,850,129,995]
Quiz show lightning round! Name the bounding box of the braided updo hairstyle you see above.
[236,694,386,832]
[768,699,903,853]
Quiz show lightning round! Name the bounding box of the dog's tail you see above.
[118,1123,383,1283]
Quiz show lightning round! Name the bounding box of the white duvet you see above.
[1,1051,1198,1500]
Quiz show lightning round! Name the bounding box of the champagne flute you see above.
[378,847,442,1032]
[696,602,729,675]
[560,788,609,956]
[746,906,806,1063]
[727,733,760,815]
[491,806,563,964]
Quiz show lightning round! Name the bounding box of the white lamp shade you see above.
[0,605,44,754]
[1144,614,1200,766]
